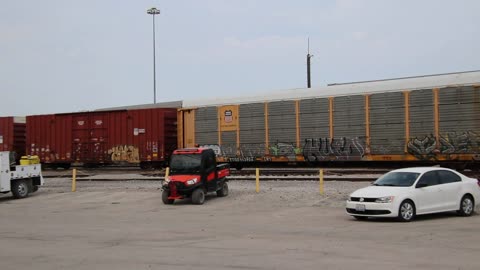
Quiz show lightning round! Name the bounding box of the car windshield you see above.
[169,154,202,174]
[372,172,420,187]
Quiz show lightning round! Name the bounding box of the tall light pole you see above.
[147,7,160,104]
[307,37,313,88]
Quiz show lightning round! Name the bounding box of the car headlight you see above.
[186,178,198,186]
[375,196,394,203]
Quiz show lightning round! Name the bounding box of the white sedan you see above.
[346,167,480,221]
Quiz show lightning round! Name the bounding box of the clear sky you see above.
[1,0,479,116]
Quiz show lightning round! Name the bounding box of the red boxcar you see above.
[26,107,177,169]
[0,117,26,159]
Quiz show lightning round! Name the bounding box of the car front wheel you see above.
[398,200,415,222]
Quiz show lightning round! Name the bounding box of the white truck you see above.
[0,151,44,199]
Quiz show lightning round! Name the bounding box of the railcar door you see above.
[89,113,109,164]
[72,113,109,164]
[72,114,90,163]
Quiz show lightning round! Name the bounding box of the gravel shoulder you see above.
[37,178,371,208]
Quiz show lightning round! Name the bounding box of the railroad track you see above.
[43,167,386,182]
[41,167,480,182]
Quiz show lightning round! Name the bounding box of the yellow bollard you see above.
[319,169,324,195]
[165,167,170,178]
[72,168,77,192]
[255,168,260,193]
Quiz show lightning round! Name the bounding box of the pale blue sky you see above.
[1,0,479,116]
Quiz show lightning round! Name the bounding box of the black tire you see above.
[353,216,368,221]
[216,182,229,197]
[162,190,174,205]
[457,195,474,216]
[192,188,205,205]
[398,200,416,222]
[11,179,30,199]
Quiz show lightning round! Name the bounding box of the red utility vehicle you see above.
[162,148,230,205]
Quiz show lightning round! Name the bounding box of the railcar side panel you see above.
[332,95,366,160]
[438,86,480,155]
[27,114,73,166]
[268,101,297,161]
[239,103,266,160]
[107,108,177,165]
[370,92,405,155]
[300,98,330,163]
[220,131,237,158]
[407,89,435,160]
[195,107,217,146]
[0,117,26,157]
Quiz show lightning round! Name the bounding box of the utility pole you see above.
[307,38,313,88]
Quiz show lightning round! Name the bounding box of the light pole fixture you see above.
[147,7,160,104]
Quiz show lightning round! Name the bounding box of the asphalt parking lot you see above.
[1,179,479,270]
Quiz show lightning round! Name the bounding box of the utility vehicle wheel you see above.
[217,182,229,197]
[11,180,29,199]
[457,195,474,216]
[162,190,174,205]
[353,216,368,221]
[192,188,205,205]
[398,200,415,222]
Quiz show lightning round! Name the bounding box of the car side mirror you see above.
[416,183,428,188]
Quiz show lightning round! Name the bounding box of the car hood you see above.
[350,186,410,198]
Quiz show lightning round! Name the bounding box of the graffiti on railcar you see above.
[240,143,268,159]
[201,143,238,157]
[408,131,480,160]
[269,142,300,161]
[108,145,140,163]
[303,137,367,161]
[201,136,367,162]
[369,139,404,155]
[201,144,222,155]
